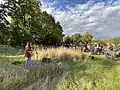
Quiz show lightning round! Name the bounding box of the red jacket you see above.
[25,46,31,58]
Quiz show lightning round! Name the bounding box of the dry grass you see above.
[32,46,86,62]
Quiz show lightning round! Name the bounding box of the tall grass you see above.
[32,46,85,62]
[0,59,69,90]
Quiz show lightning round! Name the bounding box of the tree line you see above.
[62,32,93,46]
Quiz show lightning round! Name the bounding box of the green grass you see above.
[0,47,120,90]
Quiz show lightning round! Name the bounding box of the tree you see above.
[62,36,72,45]
[32,11,63,45]
[82,32,93,44]
[0,0,63,46]
[71,33,82,45]
[0,3,10,44]
[7,0,42,45]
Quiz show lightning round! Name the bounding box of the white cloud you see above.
[112,0,120,6]
[0,0,3,4]
[40,0,120,39]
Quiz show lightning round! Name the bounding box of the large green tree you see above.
[0,0,63,45]
[32,11,63,45]
[8,0,42,45]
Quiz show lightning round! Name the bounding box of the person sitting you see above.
[114,50,120,59]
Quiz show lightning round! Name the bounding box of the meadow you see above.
[0,46,120,90]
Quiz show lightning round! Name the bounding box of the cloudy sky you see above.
[0,0,120,39]
[41,0,120,39]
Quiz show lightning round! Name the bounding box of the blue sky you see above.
[41,0,120,39]
[42,0,118,9]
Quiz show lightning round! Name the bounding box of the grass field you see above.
[0,46,120,90]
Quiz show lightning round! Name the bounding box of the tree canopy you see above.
[62,32,94,46]
[71,33,82,45]
[0,0,63,46]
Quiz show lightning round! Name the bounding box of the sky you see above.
[41,0,120,39]
[0,0,120,39]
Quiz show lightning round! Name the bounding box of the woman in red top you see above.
[25,41,32,68]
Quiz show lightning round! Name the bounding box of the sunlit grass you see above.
[0,46,120,90]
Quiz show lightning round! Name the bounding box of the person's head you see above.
[26,41,30,47]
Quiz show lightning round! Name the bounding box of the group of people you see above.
[82,44,104,54]
[82,43,120,60]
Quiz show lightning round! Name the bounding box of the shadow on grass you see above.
[102,60,115,67]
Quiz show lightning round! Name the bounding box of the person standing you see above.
[25,41,32,68]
